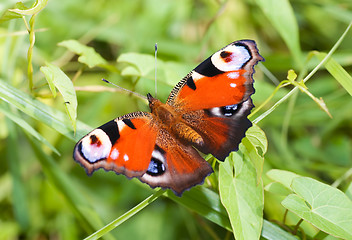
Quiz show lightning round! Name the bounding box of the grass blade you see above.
[256,0,302,67]
[316,52,352,96]
[0,105,60,155]
[84,189,165,240]
[0,78,90,141]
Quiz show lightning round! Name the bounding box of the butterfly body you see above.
[74,40,264,196]
[148,94,203,146]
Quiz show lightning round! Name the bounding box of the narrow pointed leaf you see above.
[8,0,48,15]
[0,2,27,23]
[40,63,77,131]
[58,40,107,68]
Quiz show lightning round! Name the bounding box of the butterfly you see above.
[73,39,264,196]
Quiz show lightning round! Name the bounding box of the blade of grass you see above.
[84,189,165,240]
[256,0,302,68]
[6,118,30,231]
[26,133,115,240]
[254,21,352,124]
[0,105,60,155]
[316,52,352,96]
[0,79,90,141]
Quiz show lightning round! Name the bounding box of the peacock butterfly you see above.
[73,40,264,196]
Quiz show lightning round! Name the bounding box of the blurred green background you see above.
[0,0,351,239]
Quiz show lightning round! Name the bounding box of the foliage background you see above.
[0,0,351,239]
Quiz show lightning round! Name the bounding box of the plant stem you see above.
[27,14,37,93]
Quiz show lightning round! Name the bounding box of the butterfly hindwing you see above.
[140,128,213,196]
[182,98,254,161]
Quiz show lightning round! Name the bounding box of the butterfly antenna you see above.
[154,43,158,98]
[102,79,147,100]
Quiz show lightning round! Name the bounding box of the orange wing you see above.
[139,128,213,196]
[167,40,263,111]
[167,40,263,160]
[182,99,254,161]
[73,112,157,178]
[73,111,213,196]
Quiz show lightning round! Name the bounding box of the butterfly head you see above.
[147,93,161,111]
[147,93,155,102]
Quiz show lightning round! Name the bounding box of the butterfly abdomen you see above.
[172,122,204,146]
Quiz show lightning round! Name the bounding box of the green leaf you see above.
[0,106,60,155]
[255,0,302,68]
[265,182,292,196]
[282,177,352,239]
[346,182,352,201]
[118,52,167,80]
[242,124,267,182]
[58,40,107,68]
[120,66,141,76]
[117,52,190,88]
[40,63,77,131]
[287,69,298,82]
[245,124,268,154]
[41,63,57,97]
[219,150,264,240]
[266,169,300,190]
[0,79,90,141]
[8,0,48,15]
[316,52,352,96]
[0,2,27,23]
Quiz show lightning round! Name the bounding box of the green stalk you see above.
[26,14,36,93]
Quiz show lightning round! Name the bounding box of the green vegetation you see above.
[0,0,351,239]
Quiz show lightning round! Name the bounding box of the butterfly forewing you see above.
[167,40,263,110]
[74,112,157,178]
